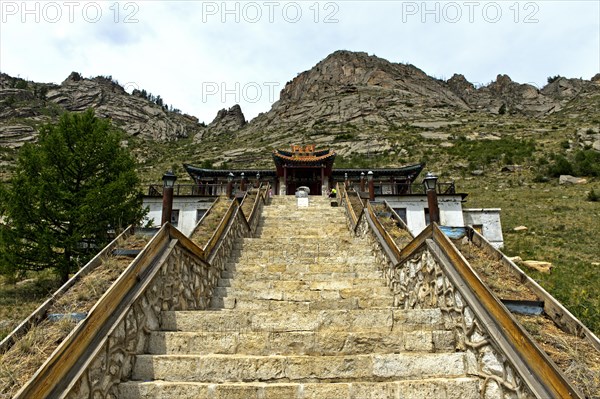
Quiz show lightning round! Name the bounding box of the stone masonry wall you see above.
[349,210,535,399]
[64,208,253,399]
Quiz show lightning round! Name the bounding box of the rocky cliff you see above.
[1,50,598,165]
[0,72,204,149]
[202,50,598,160]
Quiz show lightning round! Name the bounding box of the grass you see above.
[453,236,600,397]
[190,197,231,250]
[457,176,600,336]
[372,203,413,250]
[0,233,150,397]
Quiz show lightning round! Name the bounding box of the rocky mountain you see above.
[237,51,597,135]
[0,72,204,149]
[1,50,598,171]
[200,104,246,138]
[194,50,598,162]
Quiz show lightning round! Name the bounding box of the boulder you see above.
[521,260,552,273]
[559,175,587,185]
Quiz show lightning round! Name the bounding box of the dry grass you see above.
[346,191,364,221]
[241,188,258,219]
[372,204,413,250]
[453,238,600,397]
[453,239,537,301]
[517,314,600,399]
[0,233,149,398]
[190,196,231,249]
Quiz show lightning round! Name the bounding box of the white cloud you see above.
[1,0,598,123]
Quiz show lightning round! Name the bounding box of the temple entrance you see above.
[285,167,324,195]
[273,145,336,196]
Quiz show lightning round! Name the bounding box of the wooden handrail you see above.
[467,227,600,351]
[203,199,238,257]
[431,225,582,399]
[382,199,413,236]
[13,225,172,399]
[366,202,402,261]
[189,196,223,238]
[246,183,265,231]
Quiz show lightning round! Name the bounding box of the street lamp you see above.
[256,172,261,188]
[423,172,440,224]
[227,172,234,198]
[240,172,246,192]
[344,172,349,189]
[360,171,365,192]
[161,171,177,225]
[367,171,374,201]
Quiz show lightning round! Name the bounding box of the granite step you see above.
[161,308,445,332]
[211,286,393,302]
[215,278,386,290]
[208,296,394,311]
[147,329,455,356]
[118,378,481,399]
[131,352,468,383]
[219,270,384,281]
[223,262,379,275]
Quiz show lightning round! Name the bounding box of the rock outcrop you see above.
[206,104,247,135]
[234,51,598,151]
[0,72,204,146]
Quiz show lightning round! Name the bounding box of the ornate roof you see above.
[272,145,336,171]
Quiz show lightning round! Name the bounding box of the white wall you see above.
[142,197,216,236]
[381,195,465,236]
[463,208,504,249]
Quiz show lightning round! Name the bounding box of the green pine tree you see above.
[0,109,145,283]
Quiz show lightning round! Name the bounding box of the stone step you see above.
[211,286,393,302]
[216,278,386,290]
[228,253,375,264]
[161,308,445,332]
[236,236,366,246]
[131,352,468,383]
[147,329,455,356]
[254,230,350,239]
[118,378,480,399]
[208,296,394,311]
[223,262,379,275]
[233,241,371,253]
[219,270,384,281]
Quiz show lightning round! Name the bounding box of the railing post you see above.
[423,172,440,224]
[360,172,365,192]
[161,171,177,225]
[367,171,374,202]
[227,172,234,198]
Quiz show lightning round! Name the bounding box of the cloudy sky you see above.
[1,1,598,123]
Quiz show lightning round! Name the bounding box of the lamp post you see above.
[344,172,349,189]
[367,171,374,201]
[240,172,246,192]
[256,172,260,188]
[161,171,177,226]
[360,172,365,192]
[423,172,440,224]
[227,172,234,198]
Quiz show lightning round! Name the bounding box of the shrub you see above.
[547,155,574,177]
[587,189,599,202]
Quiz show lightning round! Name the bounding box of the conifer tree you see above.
[0,109,145,282]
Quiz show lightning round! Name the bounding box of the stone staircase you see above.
[118,196,480,398]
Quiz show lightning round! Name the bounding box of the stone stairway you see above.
[119,196,479,398]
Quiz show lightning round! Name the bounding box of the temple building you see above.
[142,145,504,248]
